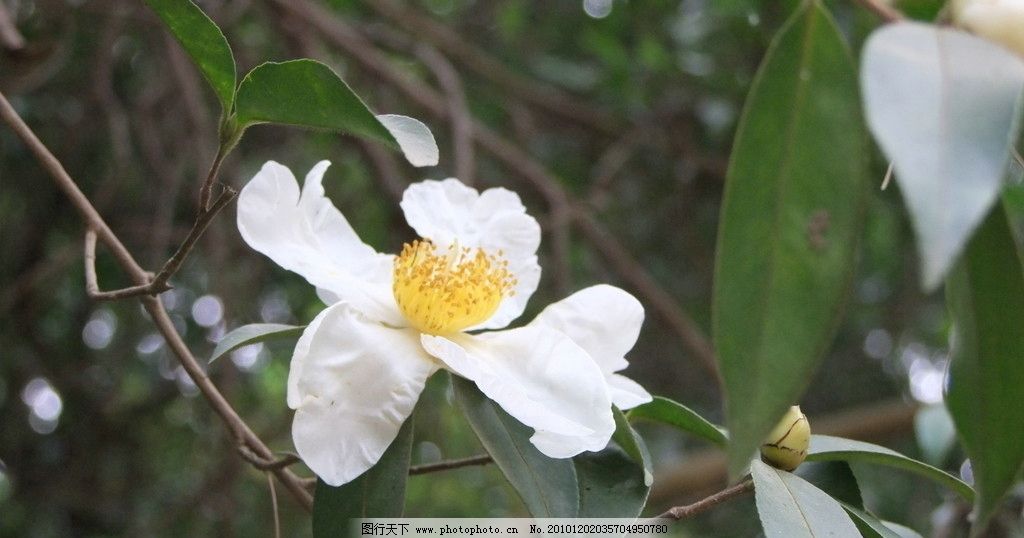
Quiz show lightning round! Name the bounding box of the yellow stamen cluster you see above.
[393,239,516,335]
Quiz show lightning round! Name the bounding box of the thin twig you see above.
[0,90,148,280]
[84,230,158,300]
[854,0,905,22]
[408,454,493,475]
[650,398,918,504]
[880,162,894,191]
[652,479,754,521]
[1013,149,1024,173]
[0,88,313,512]
[237,445,303,472]
[268,473,282,538]
[150,185,237,291]
[198,145,228,211]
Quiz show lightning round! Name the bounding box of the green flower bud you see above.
[760,405,810,471]
[951,0,1024,59]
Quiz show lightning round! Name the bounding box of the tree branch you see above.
[854,0,905,23]
[408,454,493,476]
[652,479,754,521]
[83,229,159,300]
[0,89,313,512]
[237,446,303,472]
[149,185,237,292]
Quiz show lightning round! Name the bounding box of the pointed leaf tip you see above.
[861,22,1024,291]
[376,114,439,168]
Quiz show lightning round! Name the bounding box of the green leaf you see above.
[144,0,236,112]
[861,22,1024,290]
[628,396,728,448]
[312,416,414,537]
[574,446,650,518]
[208,323,304,364]
[750,460,860,538]
[794,461,862,509]
[806,435,974,501]
[713,0,866,479]
[235,60,438,167]
[611,407,653,485]
[845,507,923,538]
[452,375,579,517]
[573,407,651,518]
[945,204,1024,532]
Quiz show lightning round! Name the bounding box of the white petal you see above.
[237,161,403,325]
[376,114,439,168]
[288,302,437,486]
[529,285,650,410]
[421,327,615,457]
[529,285,644,374]
[400,179,542,329]
[607,374,653,410]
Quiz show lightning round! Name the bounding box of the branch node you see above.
[237,445,303,471]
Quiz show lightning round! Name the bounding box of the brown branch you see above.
[854,0,905,23]
[409,454,493,475]
[0,88,313,512]
[268,473,282,538]
[416,44,476,186]
[198,144,229,211]
[653,479,754,521]
[362,0,621,135]
[276,0,721,379]
[649,398,919,506]
[83,229,158,301]
[238,445,303,472]
[150,185,237,291]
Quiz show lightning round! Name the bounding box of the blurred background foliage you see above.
[2,0,1019,536]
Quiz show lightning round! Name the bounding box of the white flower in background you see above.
[237,161,651,486]
[952,0,1024,58]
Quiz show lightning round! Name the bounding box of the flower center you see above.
[392,239,516,335]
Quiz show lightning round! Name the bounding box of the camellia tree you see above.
[1,0,1023,536]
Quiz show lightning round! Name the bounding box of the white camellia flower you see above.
[237,161,652,486]
[952,0,1024,58]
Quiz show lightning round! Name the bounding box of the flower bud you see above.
[760,405,810,471]
[951,0,1024,58]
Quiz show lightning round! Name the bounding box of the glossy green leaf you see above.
[628,396,728,448]
[846,507,923,538]
[208,323,304,364]
[312,416,414,537]
[713,0,865,479]
[862,22,1024,290]
[452,375,578,517]
[574,446,650,518]
[611,407,653,486]
[795,461,862,509]
[235,60,438,167]
[144,0,236,112]
[806,435,974,501]
[946,204,1024,532]
[750,460,860,538]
